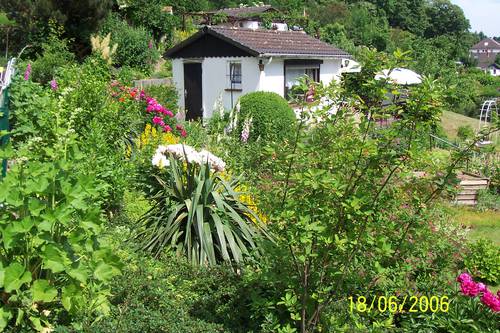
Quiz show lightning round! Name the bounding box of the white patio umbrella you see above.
[375,68,422,85]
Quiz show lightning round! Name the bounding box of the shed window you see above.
[227,62,242,89]
[284,60,322,99]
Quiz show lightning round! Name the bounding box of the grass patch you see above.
[441,111,499,149]
[448,205,500,245]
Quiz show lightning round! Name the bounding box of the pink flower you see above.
[50,79,58,91]
[152,116,163,125]
[457,273,473,283]
[24,63,31,81]
[163,125,172,132]
[148,40,153,49]
[139,90,146,100]
[460,280,483,297]
[146,104,155,112]
[176,124,183,130]
[180,129,187,137]
[481,290,500,312]
[165,109,174,117]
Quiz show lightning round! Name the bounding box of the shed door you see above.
[183,63,203,120]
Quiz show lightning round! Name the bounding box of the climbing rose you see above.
[24,63,31,81]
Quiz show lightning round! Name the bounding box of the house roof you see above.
[471,38,500,50]
[165,26,351,59]
[207,5,277,18]
[472,52,498,69]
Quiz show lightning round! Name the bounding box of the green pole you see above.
[0,87,9,179]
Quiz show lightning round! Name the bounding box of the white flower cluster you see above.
[152,144,226,171]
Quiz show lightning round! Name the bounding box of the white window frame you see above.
[227,61,242,90]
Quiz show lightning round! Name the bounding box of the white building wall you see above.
[320,59,342,84]
[171,57,344,119]
[171,58,184,110]
[202,57,260,118]
[259,58,285,96]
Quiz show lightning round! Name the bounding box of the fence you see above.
[133,78,172,90]
[0,58,16,179]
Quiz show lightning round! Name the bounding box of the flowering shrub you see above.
[135,144,268,265]
[110,81,187,138]
[457,272,500,312]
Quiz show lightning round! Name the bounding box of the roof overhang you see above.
[165,26,259,58]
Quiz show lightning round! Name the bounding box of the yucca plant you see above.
[136,148,268,266]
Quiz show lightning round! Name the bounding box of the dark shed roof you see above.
[165,26,351,59]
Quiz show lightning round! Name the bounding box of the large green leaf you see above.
[31,279,57,302]
[4,263,32,292]
[0,307,12,331]
[41,245,69,273]
[93,262,119,282]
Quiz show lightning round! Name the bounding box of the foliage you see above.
[457,125,475,142]
[121,0,179,43]
[2,0,112,56]
[30,22,75,84]
[236,91,297,143]
[476,189,500,212]
[463,239,500,284]
[244,49,499,332]
[142,84,178,112]
[100,14,159,73]
[90,227,257,333]
[398,292,500,332]
[0,145,121,331]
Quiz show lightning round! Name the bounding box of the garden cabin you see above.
[165,26,353,120]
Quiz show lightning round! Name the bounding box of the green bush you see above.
[476,189,500,211]
[237,91,296,143]
[30,24,75,84]
[143,84,178,112]
[463,239,500,284]
[90,228,257,333]
[0,155,121,331]
[457,124,474,141]
[100,14,159,73]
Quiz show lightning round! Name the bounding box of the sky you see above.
[451,0,500,37]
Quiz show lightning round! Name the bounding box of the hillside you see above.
[441,110,481,139]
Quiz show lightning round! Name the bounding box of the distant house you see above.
[164,26,353,120]
[470,38,500,75]
[487,63,500,77]
[199,5,288,31]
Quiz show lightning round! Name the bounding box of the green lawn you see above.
[441,110,499,150]
[449,205,500,245]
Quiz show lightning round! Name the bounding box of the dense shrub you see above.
[476,189,500,211]
[143,84,178,112]
[100,14,159,73]
[457,124,475,141]
[463,239,500,284]
[237,91,296,143]
[30,24,75,84]
[90,225,257,333]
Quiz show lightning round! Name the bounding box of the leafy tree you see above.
[424,0,470,38]
[1,0,112,56]
[495,53,500,67]
[345,2,390,51]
